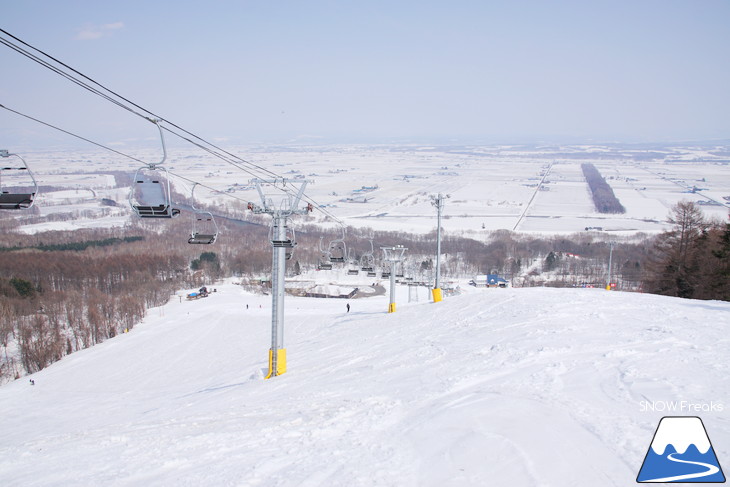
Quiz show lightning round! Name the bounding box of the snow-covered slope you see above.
[0,283,728,486]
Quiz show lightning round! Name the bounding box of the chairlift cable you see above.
[0,30,309,196]
[0,29,279,179]
[1,29,338,223]
[0,103,147,164]
[0,103,252,205]
[0,37,150,122]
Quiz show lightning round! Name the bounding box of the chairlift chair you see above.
[346,249,359,275]
[327,227,347,263]
[0,150,38,210]
[317,237,333,270]
[188,212,218,244]
[360,238,375,271]
[129,165,180,218]
[128,120,180,219]
[188,184,219,244]
[328,240,346,263]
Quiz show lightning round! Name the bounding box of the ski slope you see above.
[0,282,728,486]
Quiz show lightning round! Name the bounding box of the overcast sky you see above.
[2,0,730,149]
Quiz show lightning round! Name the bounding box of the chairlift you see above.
[360,239,375,272]
[0,150,38,210]
[317,237,333,270]
[188,184,219,245]
[327,227,347,263]
[346,249,359,275]
[129,120,180,219]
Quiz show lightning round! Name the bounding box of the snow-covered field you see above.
[1,280,728,486]
[5,143,730,236]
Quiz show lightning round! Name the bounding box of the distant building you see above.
[470,274,509,288]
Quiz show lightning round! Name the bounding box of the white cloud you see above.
[75,22,125,41]
[103,22,125,31]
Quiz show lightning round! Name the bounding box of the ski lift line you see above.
[1,104,333,224]
[296,192,346,226]
[0,34,281,191]
[1,30,308,198]
[0,103,147,164]
[0,31,159,124]
[158,125,275,182]
[1,29,342,225]
[0,103,252,207]
[166,172,251,205]
[0,29,280,181]
[0,37,150,122]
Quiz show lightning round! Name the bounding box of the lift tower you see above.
[381,245,407,313]
[248,179,312,378]
[430,193,448,302]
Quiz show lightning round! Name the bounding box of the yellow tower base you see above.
[265,348,287,379]
[432,288,442,302]
[388,302,396,313]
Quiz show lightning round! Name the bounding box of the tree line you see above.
[582,163,626,214]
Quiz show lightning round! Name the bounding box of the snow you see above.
[650,417,711,455]
[1,281,728,486]
[9,144,730,236]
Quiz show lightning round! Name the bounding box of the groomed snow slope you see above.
[1,284,728,486]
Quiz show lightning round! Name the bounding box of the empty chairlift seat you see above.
[128,120,180,219]
[0,192,35,210]
[129,170,180,219]
[0,150,38,210]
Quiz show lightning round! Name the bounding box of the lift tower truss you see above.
[430,193,448,302]
[381,245,407,313]
[248,179,312,379]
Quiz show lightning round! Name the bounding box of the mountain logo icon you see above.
[637,416,726,483]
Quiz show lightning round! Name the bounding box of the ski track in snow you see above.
[0,283,729,486]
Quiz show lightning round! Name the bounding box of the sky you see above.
[1,0,730,149]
